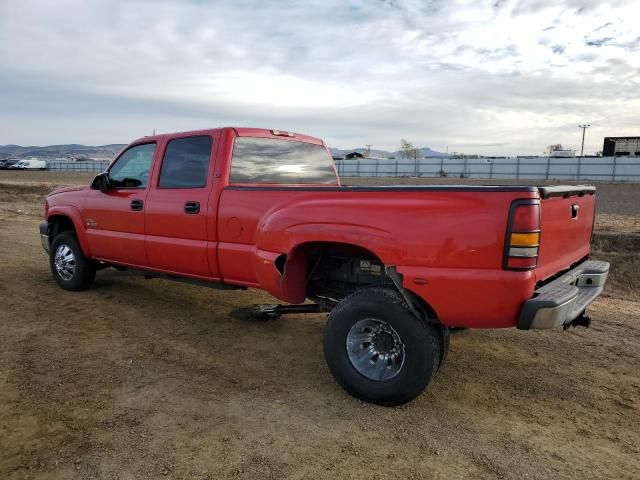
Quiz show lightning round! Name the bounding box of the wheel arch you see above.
[46,207,90,256]
[401,285,440,323]
[254,240,387,304]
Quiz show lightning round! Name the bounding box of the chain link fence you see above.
[46,160,110,172]
[32,156,640,181]
[335,156,640,181]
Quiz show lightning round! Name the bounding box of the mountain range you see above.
[0,144,126,159]
[0,144,448,160]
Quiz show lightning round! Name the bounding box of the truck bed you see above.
[218,183,596,328]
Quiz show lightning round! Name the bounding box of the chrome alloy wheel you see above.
[346,318,405,381]
[54,244,76,281]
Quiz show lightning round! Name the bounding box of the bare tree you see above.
[401,139,417,159]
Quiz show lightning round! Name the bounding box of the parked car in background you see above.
[9,159,47,170]
[7,161,26,169]
[0,159,21,169]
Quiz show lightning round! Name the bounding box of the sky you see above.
[1,0,639,155]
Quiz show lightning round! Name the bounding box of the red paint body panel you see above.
[399,267,535,328]
[46,202,91,255]
[217,188,541,321]
[83,188,148,265]
[233,127,325,145]
[536,195,594,282]
[44,127,598,329]
[143,131,221,277]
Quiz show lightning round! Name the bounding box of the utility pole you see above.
[579,124,590,157]
[365,144,372,157]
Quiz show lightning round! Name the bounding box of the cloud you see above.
[0,0,639,155]
[585,37,614,47]
[593,22,613,31]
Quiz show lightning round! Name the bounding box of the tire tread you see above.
[324,286,441,406]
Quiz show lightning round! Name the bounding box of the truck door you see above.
[144,133,219,278]
[83,142,156,266]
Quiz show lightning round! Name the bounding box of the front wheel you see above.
[323,287,441,406]
[49,231,96,291]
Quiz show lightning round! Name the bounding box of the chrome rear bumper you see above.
[517,260,610,330]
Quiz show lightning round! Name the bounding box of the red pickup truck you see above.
[40,127,609,405]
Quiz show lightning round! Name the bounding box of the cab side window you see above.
[109,143,156,188]
[158,136,213,189]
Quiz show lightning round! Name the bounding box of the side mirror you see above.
[91,172,111,190]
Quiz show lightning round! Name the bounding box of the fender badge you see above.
[86,218,97,228]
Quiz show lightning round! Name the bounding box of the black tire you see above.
[406,292,449,374]
[323,287,441,406]
[434,324,450,374]
[49,231,96,291]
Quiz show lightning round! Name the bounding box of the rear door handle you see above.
[130,199,144,211]
[184,201,200,214]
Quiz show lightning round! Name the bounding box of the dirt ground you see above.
[1,171,638,480]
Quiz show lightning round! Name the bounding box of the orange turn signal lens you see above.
[510,232,540,247]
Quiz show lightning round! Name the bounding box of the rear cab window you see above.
[230,137,337,184]
[158,135,213,189]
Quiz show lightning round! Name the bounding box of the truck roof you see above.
[130,127,324,146]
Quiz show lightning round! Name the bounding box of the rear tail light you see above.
[503,200,541,270]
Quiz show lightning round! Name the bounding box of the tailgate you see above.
[536,186,596,282]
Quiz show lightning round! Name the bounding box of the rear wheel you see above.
[408,292,449,374]
[49,232,96,291]
[323,287,441,406]
[434,323,450,374]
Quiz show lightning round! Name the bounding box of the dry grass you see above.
[593,250,640,299]
[595,214,640,234]
[0,173,93,217]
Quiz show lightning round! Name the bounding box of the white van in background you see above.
[9,159,47,170]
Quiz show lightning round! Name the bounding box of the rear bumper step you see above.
[517,260,610,330]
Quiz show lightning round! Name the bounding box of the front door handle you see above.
[184,201,200,214]
[130,199,144,211]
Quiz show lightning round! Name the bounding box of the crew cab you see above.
[40,127,609,405]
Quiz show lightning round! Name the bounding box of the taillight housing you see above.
[503,199,541,270]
